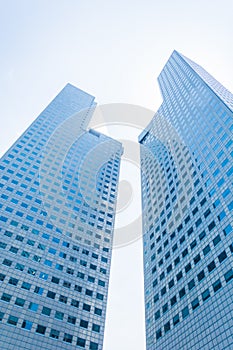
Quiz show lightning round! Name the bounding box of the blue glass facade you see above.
[0,84,123,349]
[139,51,233,349]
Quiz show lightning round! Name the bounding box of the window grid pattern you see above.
[0,84,123,350]
[139,51,233,350]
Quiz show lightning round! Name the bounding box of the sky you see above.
[0,1,233,349]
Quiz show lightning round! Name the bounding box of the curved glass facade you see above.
[139,51,233,350]
[0,84,123,350]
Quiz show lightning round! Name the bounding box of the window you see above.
[59,295,67,303]
[34,286,43,295]
[180,235,185,244]
[3,259,12,266]
[80,319,88,329]
[9,277,18,286]
[224,224,233,236]
[164,321,170,333]
[21,282,31,290]
[68,316,76,324]
[59,252,66,259]
[80,260,87,267]
[162,303,168,314]
[4,230,13,237]
[156,328,162,340]
[42,307,51,316]
[15,263,24,271]
[77,272,84,279]
[33,255,41,262]
[1,293,12,302]
[182,248,188,258]
[51,276,60,284]
[36,324,46,335]
[202,289,210,301]
[29,302,38,311]
[224,269,233,283]
[39,272,48,280]
[63,333,73,343]
[21,251,30,258]
[74,284,82,293]
[203,245,210,256]
[66,267,74,275]
[96,292,104,300]
[199,230,206,241]
[155,310,160,320]
[77,337,86,348]
[179,287,186,299]
[47,291,56,299]
[55,311,64,320]
[171,295,177,307]
[44,260,52,267]
[191,297,199,310]
[48,247,56,255]
[90,264,97,270]
[207,261,216,273]
[63,281,71,288]
[9,246,18,254]
[172,243,178,252]
[27,239,35,246]
[198,270,205,281]
[194,254,201,265]
[176,271,183,281]
[185,263,192,273]
[15,297,25,307]
[187,227,194,236]
[173,314,179,326]
[154,293,159,303]
[56,264,63,271]
[208,221,216,231]
[92,324,100,332]
[71,299,79,308]
[95,307,102,316]
[168,279,174,289]
[28,267,37,275]
[213,279,222,292]
[90,342,98,350]
[7,315,18,326]
[83,303,91,312]
[88,276,95,283]
[0,273,6,281]
[190,240,197,250]
[86,289,93,297]
[50,329,60,339]
[0,242,7,249]
[21,320,33,330]
[188,279,195,290]
[38,243,45,251]
[213,235,221,246]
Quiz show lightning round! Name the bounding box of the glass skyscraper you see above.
[0,84,123,349]
[139,51,233,349]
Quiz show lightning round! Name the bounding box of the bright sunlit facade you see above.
[0,84,123,350]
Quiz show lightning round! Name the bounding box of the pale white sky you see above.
[0,1,233,349]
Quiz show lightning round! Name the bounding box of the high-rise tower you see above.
[139,51,233,350]
[0,84,123,350]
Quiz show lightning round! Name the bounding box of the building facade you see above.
[139,51,233,350]
[0,84,123,350]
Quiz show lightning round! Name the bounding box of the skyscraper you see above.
[0,84,123,350]
[139,51,233,350]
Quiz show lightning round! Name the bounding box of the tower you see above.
[0,84,123,350]
[139,51,233,350]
